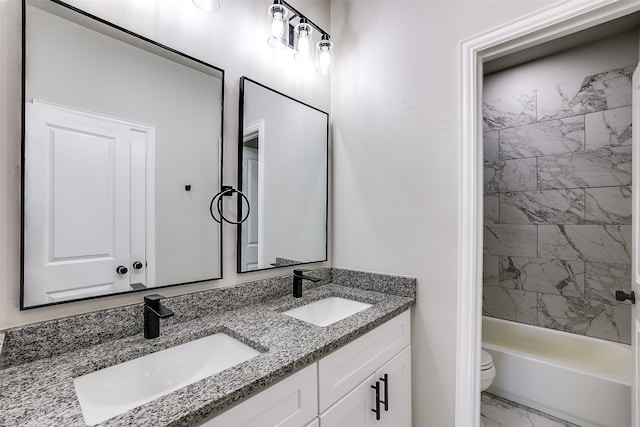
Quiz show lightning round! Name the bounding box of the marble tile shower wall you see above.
[482,65,634,344]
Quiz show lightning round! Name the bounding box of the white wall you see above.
[330,1,553,425]
[0,0,330,328]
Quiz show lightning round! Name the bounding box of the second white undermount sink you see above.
[282,296,372,327]
[73,332,260,426]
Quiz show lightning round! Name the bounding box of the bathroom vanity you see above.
[0,268,415,426]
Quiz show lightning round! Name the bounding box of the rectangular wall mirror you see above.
[237,77,328,272]
[21,0,224,308]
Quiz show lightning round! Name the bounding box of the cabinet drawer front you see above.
[318,310,410,412]
[199,363,318,427]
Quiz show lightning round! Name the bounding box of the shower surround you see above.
[482,64,634,344]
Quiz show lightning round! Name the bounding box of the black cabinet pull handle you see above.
[371,381,381,420]
[380,373,389,411]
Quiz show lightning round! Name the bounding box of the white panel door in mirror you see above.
[23,102,154,306]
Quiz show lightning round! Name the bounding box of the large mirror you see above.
[237,77,328,272]
[21,0,223,308]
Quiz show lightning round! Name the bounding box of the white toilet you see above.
[480,349,496,427]
[480,349,496,391]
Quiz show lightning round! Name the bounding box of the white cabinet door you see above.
[318,310,410,411]
[198,363,318,427]
[319,374,376,427]
[376,346,412,427]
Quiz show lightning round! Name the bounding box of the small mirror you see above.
[22,0,224,308]
[237,77,328,272]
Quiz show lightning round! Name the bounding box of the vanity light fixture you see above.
[267,0,334,74]
[192,0,220,12]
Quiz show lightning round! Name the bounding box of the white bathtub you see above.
[482,316,632,427]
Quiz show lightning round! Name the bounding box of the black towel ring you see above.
[209,186,251,225]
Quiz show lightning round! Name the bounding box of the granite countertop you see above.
[0,276,415,427]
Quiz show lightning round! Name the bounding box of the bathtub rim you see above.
[482,316,632,387]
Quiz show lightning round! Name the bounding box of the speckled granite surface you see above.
[0,268,415,427]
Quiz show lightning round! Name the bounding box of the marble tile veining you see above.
[499,116,584,159]
[484,224,537,257]
[484,195,500,224]
[538,224,631,263]
[537,146,632,190]
[481,393,580,427]
[585,105,632,150]
[585,262,632,302]
[483,287,537,325]
[485,158,538,194]
[537,65,634,121]
[585,186,632,224]
[538,293,631,343]
[500,189,584,225]
[0,268,416,427]
[483,91,537,131]
[484,131,500,163]
[499,256,584,297]
[484,255,500,287]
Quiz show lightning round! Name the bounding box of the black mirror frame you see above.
[20,0,226,310]
[236,76,329,274]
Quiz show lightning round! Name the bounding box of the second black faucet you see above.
[292,269,321,298]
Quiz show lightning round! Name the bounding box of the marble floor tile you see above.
[483,91,537,131]
[481,393,580,427]
[585,105,632,150]
[483,287,537,324]
[484,224,537,257]
[484,255,500,287]
[484,131,500,163]
[537,65,634,121]
[538,146,632,190]
[538,224,631,263]
[500,189,584,225]
[485,195,500,224]
[585,262,631,302]
[499,256,584,297]
[499,116,584,159]
[585,186,631,225]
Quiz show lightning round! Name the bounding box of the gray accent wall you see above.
[482,64,634,344]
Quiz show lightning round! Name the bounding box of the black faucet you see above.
[292,269,321,298]
[144,294,174,339]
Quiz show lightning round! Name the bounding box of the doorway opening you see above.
[456,3,640,427]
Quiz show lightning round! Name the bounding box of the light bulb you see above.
[315,36,333,75]
[267,3,288,48]
[294,22,313,62]
[319,48,330,70]
[271,12,284,38]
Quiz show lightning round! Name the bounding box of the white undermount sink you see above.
[282,296,372,327]
[73,333,260,426]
